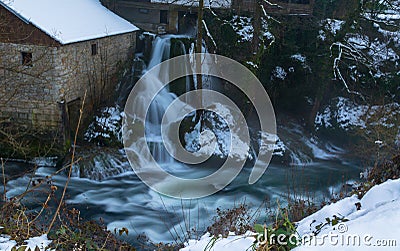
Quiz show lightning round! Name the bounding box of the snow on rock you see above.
[295,178,400,250]
[315,97,400,131]
[346,33,399,74]
[363,0,400,26]
[228,15,273,45]
[184,103,251,161]
[184,103,282,161]
[0,0,139,44]
[180,232,256,251]
[85,106,123,143]
[0,233,52,251]
[342,1,400,78]
[258,132,286,157]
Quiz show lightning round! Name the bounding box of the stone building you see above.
[232,0,315,15]
[102,0,314,35]
[102,0,231,34]
[0,0,138,154]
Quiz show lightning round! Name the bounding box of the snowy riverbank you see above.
[180,178,400,250]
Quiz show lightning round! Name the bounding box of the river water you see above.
[1,35,364,246]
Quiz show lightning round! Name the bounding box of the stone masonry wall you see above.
[0,32,136,141]
[0,43,61,129]
[57,32,136,110]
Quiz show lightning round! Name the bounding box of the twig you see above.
[1,158,6,202]
[10,157,82,204]
[47,90,87,234]
[29,192,52,228]
[100,232,112,250]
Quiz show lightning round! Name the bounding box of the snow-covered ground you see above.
[180,178,400,250]
[295,178,400,250]
[0,233,52,251]
[180,231,256,251]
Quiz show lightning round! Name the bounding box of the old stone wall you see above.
[0,43,61,129]
[56,32,136,109]
[0,32,136,148]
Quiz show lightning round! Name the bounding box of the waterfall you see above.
[135,35,193,164]
[124,34,254,171]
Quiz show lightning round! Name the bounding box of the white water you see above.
[134,35,193,164]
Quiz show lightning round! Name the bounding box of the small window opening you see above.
[21,52,32,66]
[160,10,169,24]
[139,8,149,14]
[91,43,97,56]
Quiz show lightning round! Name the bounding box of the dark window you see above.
[91,43,97,56]
[160,10,168,24]
[139,8,149,14]
[21,52,32,66]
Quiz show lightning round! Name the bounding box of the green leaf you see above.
[254,224,264,234]
[274,228,290,237]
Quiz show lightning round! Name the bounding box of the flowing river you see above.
[1,35,364,247]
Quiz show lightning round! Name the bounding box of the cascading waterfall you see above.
[126,34,254,172]
[135,35,193,164]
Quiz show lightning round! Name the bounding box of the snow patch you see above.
[0,233,52,251]
[272,66,287,80]
[180,231,256,251]
[85,106,122,142]
[318,18,345,40]
[229,16,253,43]
[325,19,345,35]
[315,97,400,131]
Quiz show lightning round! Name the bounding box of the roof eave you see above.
[0,1,30,24]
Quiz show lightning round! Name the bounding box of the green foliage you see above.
[253,209,299,250]
[312,215,349,236]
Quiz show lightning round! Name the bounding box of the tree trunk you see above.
[195,0,204,126]
[252,0,261,53]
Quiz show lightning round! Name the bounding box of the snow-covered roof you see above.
[0,0,139,45]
